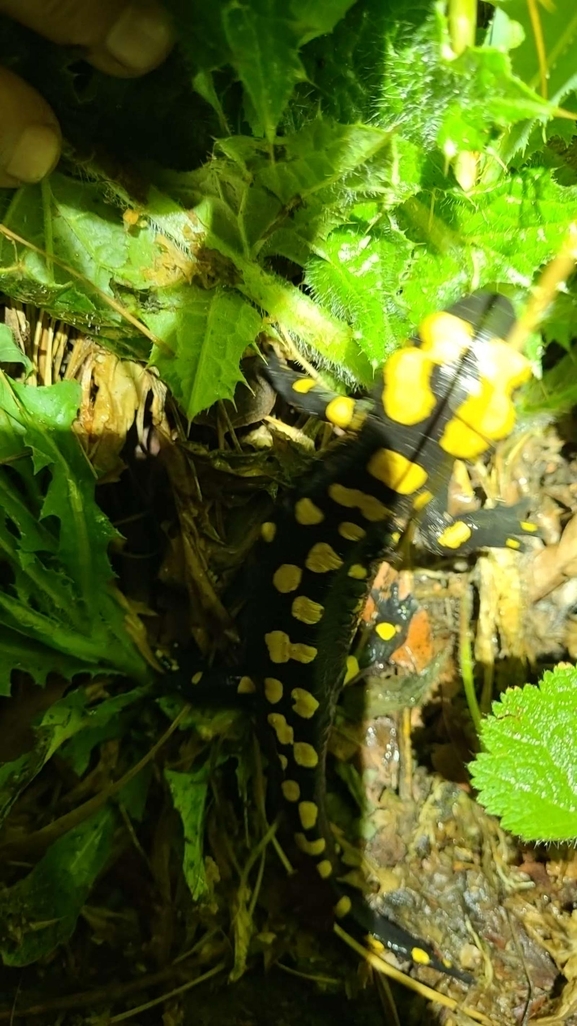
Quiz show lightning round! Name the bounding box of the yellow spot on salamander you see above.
[237,676,256,694]
[366,935,385,954]
[455,379,516,443]
[264,677,283,704]
[317,859,333,879]
[298,801,319,830]
[265,631,291,663]
[506,537,521,549]
[261,521,276,543]
[292,377,317,394]
[382,348,437,426]
[348,564,368,580]
[294,833,326,856]
[291,595,324,625]
[267,713,294,746]
[419,311,473,363]
[273,564,302,594]
[191,671,203,685]
[477,337,532,392]
[413,489,433,511]
[367,448,428,494]
[281,779,300,802]
[325,395,356,429]
[411,947,432,966]
[293,742,319,768]
[334,895,352,918]
[305,542,343,573]
[338,521,366,541]
[390,531,401,544]
[265,631,317,664]
[439,418,488,459]
[328,483,389,522]
[521,521,538,532]
[291,642,318,663]
[343,655,359,685]
[436,520,473,549]
[278,754,288,771]
[291,687,320,718]
[295,497,325,525]
[375,621,397,642]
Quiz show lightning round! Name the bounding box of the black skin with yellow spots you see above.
[166,293,536,981]
[244,292,536,980]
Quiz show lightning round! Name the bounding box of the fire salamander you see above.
[172,292,537,981]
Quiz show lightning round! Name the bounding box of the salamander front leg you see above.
[418,497,539,557]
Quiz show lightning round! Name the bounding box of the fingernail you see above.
[105,6,174,73]
[5,124,61,184]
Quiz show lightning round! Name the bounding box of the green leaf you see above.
[493,1,577,106]
[0,373,150,690]
[305,225,415,365]
[0,807,116,966]
[437,48,560,158]
[484,4,577,172]
[147,286,262,418]
[0,176,162,336]
[470,666,577,841]
[223,2,307,142]
[166,765,211,901]
[0,323,32,373]
[172,0,358,140]
[257,120,391,205]
[0,686,147,825]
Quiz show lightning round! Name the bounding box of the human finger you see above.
[0,67,61,186]
[0,0,174,77]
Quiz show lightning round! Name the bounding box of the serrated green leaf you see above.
[0,323,32,373]
[0,373,149,687]
[470,666,577,841]
[305,226,414,365]
[300,0,392,123]
[0,176,163,331]
[437,48,560,158]
[223,3,306,142]
[166,765,211,901]
[147,286,262,417]
[484,4,577,173]
[257,121,391,205]
[0,807,116,966]
[0,686,147,823]
[493,1,577,106]
[0,627,97,696]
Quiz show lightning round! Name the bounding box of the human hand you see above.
[0,0,174,187]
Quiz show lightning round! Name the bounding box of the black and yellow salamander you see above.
[172,292,537,980]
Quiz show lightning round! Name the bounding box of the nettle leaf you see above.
[257,121,391,205]
[485,4,577,169]
[493,1,577,107]
[174,0,358,139]
[166,765,211,901]
[300,0,392,123]
[398,169,577,320]
[0,807,116,966]
[438,48,559,158]
[147,286,262,418]
[0,686,147,825]
[223,2,307,142]
[470,666,577,842]
[0,323,33,373]
[0,176,162,332]
[0,373,149,692]
[380,5,555,159]
[305,226,415,366]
